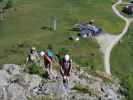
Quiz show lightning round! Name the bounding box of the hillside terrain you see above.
[0,0,133,100]
[111,23,133,100]
[0,64,124,100]
[0,0,124,70]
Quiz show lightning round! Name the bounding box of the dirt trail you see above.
[96,0,132,75]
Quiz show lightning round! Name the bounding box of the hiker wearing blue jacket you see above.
[44,45,55,79]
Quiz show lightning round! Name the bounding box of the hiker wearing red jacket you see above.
[40,49,55,79]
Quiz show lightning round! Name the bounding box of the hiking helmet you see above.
[31,47,36,51]
[65,54,70,61]
[40,51,45,56]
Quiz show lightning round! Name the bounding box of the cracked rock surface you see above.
[0,64,124,100]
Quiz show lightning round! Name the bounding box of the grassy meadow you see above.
[0,0,124,71]
[111,22,133,100]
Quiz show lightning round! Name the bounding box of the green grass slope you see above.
[0,0,124,71]
[111,23,133,100]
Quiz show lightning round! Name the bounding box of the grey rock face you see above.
[0,64,42,100]
[3,64,22,75]
[7,83,27,100]
[0,70,10,87]
[0,64,124,100]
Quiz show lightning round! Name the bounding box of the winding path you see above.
[96,0,132,75]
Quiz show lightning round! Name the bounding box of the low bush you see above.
[25,63,45,77]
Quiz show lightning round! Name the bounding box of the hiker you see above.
[26,47,40,64]
[59,54,72,84]
[40,46,55,79]
[56,48,65,66]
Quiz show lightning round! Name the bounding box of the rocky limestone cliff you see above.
[0,64,124,100]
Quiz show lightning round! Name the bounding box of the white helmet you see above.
[65,54,70,61]
[40,51,45,56]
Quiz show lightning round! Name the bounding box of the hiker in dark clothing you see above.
[59,54,72,84]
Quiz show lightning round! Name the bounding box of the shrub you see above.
[26,63,45,77]
[4,0,12,9]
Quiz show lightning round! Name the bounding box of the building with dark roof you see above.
[78,23,102,37]
[72,22,102,38]
[130,0,133,4]
[122,5,133,15]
